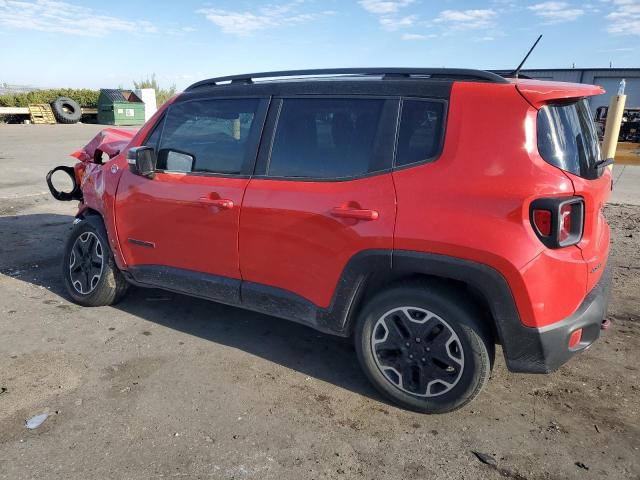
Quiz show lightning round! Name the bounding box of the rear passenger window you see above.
[157,99,260,174]
[268,98,385,179]
[396,99,445,167]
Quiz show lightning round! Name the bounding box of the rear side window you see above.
[537,99,603,179]
[158,99,260,174]
[268,98,385,179]
[396,99,445,167]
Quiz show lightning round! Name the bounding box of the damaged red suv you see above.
[48,68,612,413]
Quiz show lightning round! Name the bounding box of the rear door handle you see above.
[198,196,234,209]
[330,207,379,221]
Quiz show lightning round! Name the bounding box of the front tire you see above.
[62,219,128,306]
[355,282,493,414]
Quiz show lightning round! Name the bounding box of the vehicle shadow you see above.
[0,213,380,401]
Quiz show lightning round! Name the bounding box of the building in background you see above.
[0,83,40,95]
[518,68,640,113]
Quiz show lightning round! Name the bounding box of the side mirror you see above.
[127,146,157,178]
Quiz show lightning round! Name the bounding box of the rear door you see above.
[115,97,268,299]
[239,97,398,308]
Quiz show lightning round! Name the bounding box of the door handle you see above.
[330,206,379,221]
[198,197,234,209]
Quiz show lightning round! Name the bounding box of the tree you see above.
[133,74,176,107]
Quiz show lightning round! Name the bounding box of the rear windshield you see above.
[537,99,603,179]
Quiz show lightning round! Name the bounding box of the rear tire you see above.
[355,282,493,414]
[62,219,128,306]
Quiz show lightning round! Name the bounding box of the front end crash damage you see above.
[46,127,138,203]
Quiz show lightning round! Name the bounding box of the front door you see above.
[115,97,268,300]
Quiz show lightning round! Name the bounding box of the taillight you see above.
[533,210,552,236]
[530,197,584,248]
[559,204,572,242]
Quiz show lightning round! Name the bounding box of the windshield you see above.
[537,99,603,179]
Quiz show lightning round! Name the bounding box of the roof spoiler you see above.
[515,81,605,108]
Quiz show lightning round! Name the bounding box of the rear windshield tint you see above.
[537,99,603,179]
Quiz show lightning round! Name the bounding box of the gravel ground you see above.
[0,125,638,479]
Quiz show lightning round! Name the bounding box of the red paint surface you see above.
[115,172,248,279]
[239,175,396,308]
[569,171,612,293]
[512,79,605,108]
[71,127,138,162]
[72,96,178,270]
[70,81,611,329]
[392,82,606,327]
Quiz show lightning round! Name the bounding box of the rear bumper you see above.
[505,262,612,373]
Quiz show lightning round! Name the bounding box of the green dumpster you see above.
[97,89,145,126]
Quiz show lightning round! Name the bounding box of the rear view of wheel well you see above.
[348,271,499,344]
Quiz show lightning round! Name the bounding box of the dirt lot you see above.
[0,125,639,479]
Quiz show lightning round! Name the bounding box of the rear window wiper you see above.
[594,157,614,168]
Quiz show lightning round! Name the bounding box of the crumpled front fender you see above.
[71,127,139,163]
[47,127,139,203]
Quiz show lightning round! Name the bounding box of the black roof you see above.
[185,68,508,91]
[177,78,454,102]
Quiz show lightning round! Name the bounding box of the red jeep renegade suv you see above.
[49,68,612,413]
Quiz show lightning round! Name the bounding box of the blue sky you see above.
[0,0,638,91]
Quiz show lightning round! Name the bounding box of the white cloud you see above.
[401,33,437,40]
[434,9,497,29]
[358,0,416,32]
[358,0,414,15]
[198,2,335,36]
[527,2,584,24]
[379,15,417,30]
[0,0,159,37]
[606,0,640,36]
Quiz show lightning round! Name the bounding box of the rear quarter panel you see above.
[393,82,585,327]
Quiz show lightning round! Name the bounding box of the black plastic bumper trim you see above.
[523,262,612,373]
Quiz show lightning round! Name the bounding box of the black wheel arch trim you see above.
[391,251,529,371]
[77,210,109,242]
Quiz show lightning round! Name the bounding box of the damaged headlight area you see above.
[45,127,139,203]
[46,165,83,201]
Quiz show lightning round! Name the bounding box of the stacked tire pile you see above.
[50,97,82,124]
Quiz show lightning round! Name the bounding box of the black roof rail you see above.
[185,68,509,91]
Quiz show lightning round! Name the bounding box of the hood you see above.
[71,127,139,163]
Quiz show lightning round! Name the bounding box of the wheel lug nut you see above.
[405,342,410,347]
[409,354,414,359]
[421,358,426,362]
[426,347,430,352]
[415,338,421,343]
